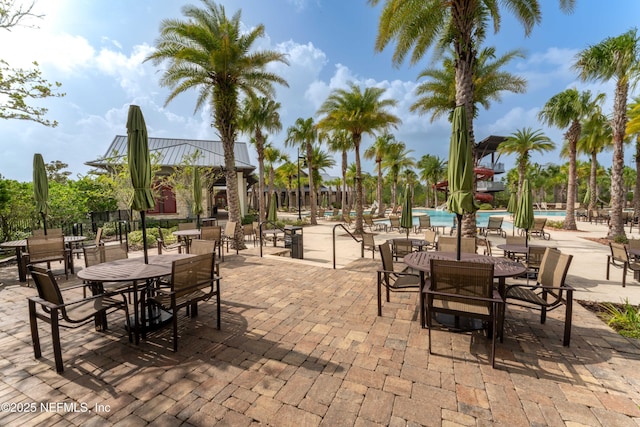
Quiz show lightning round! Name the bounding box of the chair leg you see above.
[564,290,573,346]
[216,282,221,330]
[491,302,497,368]
[606,257,611,280]
[172,300,179,352]
[29,300,41,359]
[622,264,627,287]
[50,308,64,373]
[377,272,383,316]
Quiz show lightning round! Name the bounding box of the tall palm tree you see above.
[317,83,400,234]
[276,160,297,210]
[285,117,318,224]
[264,144,286,206]
[412,46,527,124]
[578,112,612,213]
[381,142,415,208]
[538,89,605,230]
[238,97,282,222]
[626,97,640,218]
[310,145,336,206]
[364,133,395,216]
[324,130,351,216]
[497,128,555,196]
[145,1,288,249]
[574,28,640,239]
[417,154,446,208]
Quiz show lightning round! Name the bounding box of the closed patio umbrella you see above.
[514,179,534,247]
[506,190,517,235]
[400,184,412,239]
[446,106,478,260]
[33,153,50,234]
[192,167,203,228]
[127,105,155,264]
[267,192,278,223]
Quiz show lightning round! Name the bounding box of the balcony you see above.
[477,181,505,192]
[478,162,505,174]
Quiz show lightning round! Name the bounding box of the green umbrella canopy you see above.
[400,184,413,238]
[192,167,203,216]
[446,106,478,216]
[127,105,155,212]
[267,192,278,223]
[506,192,517,214]
[33,153,49,217]
[514,179,534,237]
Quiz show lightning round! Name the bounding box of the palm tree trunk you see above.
[341,150,347,214]
[564,123,580,230]
[376,159,384,217]
[634,138,640,219]
[588,151,598,213]
[257,141,266,222]
[354,137,364,234]
[608,80,629,239]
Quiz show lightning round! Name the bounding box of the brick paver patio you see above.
[0,249,639,426]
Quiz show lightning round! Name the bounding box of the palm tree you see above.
[145,1,288,249]
[626,97,640,218]
[285,117,318,224]
[364,133,395,216]
[497,128,555,196]
[264,144,286,207]
[578,112,612,213]
[538,89,605,230]
[574,28,640,239]
[317,83,400,234]
[324,130,351,217]
[276,161,297,210]
[412,46,527,124]
[417,154,446,208]
[381,141,415,208]
[310,145,336,205]
[238,97,282,222]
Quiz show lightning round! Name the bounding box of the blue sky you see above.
[1,0,639,182]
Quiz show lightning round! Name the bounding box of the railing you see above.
[332,223,363,269]
[258,220,287,258]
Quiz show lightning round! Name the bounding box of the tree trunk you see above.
[376,158,385,217]
[256,133,266,222]
[634,138,640,220]
[608,80,629,239]
[354,135,364,234]
[588,151,598,213]
[564,121,580,230]
[306,141,316,225]
[341,150,348,214]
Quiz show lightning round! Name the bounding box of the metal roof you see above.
[86,135,255,171]
[475,135,507,155]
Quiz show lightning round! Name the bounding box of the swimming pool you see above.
[381,208,566,228]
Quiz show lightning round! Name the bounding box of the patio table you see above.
[495,243,546,261]
[1,235,87,282]
[261,229,281,247]
[77,253,192,344]
[386,238,431,252]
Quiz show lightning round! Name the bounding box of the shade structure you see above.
[33,153,50,234]
[192,167,203,228]
[127,105,155,264]
[446,106,478,260]
[267,192,278,223]
[506,192,517,214]
[400,184,412,239]
[514,179,534,247]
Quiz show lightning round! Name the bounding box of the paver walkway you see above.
[0,243,639,426]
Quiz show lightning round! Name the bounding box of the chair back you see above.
[94,227,103,246]
[429,259,494,309]
[460,237,477,254]
[224,221,237,238]
[629,239,640,252]
[332,208,339,216]
[436,236,457,252]
[533,217,547,231]
[243,223,254,237]
[26,235,66,263]
[170,253,215,297]
[424,229,437,245]
[487,217,503,229]
[506,235,526,246]
[378,242,394,273]
[178,222,197,231]
[419,215,431,228]
[364,215,374,226]
[361,232,375,250]
[200,225,222,242]
[537,248,573,298]
[318,208,325,217]
[33,228,63,236]
[610,242,629,263]
[389,216,400,227]
[83,246,103,267]
[103,243,128,262]
[343,215,353,225]
[190,239,217,255]
[28,266,66,316]
[394,239,413,259]
[476,237,492,256]
[527,245,551,269]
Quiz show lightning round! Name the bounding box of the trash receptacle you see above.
[285,226,303,259]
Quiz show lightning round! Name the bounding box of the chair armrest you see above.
[377,269,420,277]
[424,289,504,304]
[505,283,575,292]
[28,292,112,310]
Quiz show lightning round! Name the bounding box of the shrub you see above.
[601,300,640,338]
[546,220,564,229]
[478,203,494,210]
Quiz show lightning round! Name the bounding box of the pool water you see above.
[381,208,566,228]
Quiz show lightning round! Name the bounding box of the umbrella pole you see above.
[140,210,149,264]
[41,212,47,235]
[456,214,462,261]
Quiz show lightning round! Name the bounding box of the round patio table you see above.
[77,253,192,344]
[1,235,87,282]
[386,238,432,252]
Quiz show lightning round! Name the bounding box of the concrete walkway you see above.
[0,218,639,426]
